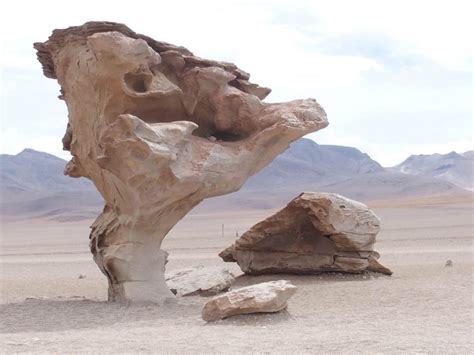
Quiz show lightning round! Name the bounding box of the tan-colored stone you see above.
[202,280,297,322]
[166,266,234,296]
[220,192,392,275]
[367,259,393,275]
[34,22,328,303]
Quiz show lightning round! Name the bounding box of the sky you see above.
[0,0,472,166]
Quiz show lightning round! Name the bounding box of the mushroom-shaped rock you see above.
[220,192,392,275]
[166,266,234,296]
[34,22,328,303]
[202,280,297,322]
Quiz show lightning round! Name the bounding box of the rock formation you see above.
[220,192,392,275]
[166,266,234,296]
[202,280,297,321]
[34,22,328,303]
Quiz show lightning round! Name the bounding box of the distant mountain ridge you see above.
[201,140,468,210]
[391,150,473,189]
[0,139,470,220]
[0,148,94,192]
[462,151,474,159]
[244,139,383,189]
[0,149,102,221]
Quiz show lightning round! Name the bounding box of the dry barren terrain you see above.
[1,195,473,353]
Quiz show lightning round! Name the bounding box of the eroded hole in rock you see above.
[127,96,250,142]
[212,131,244,142]
[124,72,151,93]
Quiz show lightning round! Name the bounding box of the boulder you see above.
[202,280,297,321]
[220,192,392,275]
[165,266,234,296]
[34,22,328,303]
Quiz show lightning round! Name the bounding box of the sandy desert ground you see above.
[1,195,473,354]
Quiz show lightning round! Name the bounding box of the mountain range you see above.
[0,149,101,221]
[391,151,473,189]
[0,139,471,220]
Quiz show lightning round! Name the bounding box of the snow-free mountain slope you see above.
[392,151,473,189]
[1,142,470,219]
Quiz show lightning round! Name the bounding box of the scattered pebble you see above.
[78,274,86,279]
[5,342,25,346]
[445,260,453,267]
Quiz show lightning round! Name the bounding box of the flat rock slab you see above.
[166,266,234,296]
[202,280,297,321]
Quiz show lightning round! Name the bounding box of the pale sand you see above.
[1,197,473,353]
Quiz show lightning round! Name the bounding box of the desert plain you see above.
[0,194,472,354]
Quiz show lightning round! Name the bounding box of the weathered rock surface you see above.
[202,280,297,321]
[165,266,234,296]
[34,22,328,303]
[220,192,392,275]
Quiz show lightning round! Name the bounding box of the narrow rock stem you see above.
[89,210,173,303]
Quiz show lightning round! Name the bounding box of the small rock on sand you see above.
[166,266,234,296]
[202,280,297,322]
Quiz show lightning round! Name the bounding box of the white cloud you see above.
[0,0,472,165]
[303,0,473,71]
[29,135,70,159]
[0,127,70,159]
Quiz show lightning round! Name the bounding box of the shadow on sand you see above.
[1,272,390,333]
[0,297,197,333]
[204,309,293,327]
[232,271,390,288]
